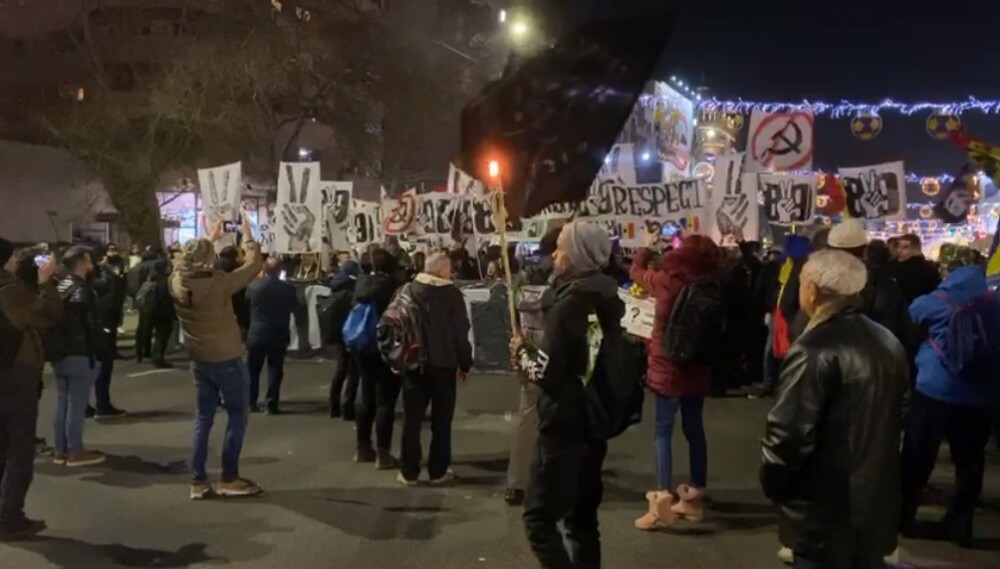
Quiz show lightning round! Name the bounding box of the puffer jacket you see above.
[761,308,908,566]
[169,240,263,363]
[910,265,1000,407]
[629,246,718,398]
[353,271,400,317]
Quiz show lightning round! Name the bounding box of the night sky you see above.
[532,1,1000,175]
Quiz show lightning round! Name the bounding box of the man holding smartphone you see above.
[0,238,63,539]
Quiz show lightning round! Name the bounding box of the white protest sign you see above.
[839,161,907,220]
[758,173,817,227]
[198,161,243,250]
[447,164,484,196]
[618,290,655,340]
[347,199,382,247]
[416,193,461,238]
[275,162,323,253]
[320,181,353,253]
[381,188,419,236]
[598,143,638,185]
[708,152,757,242]
[747,110,815,173]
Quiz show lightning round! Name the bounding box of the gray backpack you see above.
[517,285,550,346]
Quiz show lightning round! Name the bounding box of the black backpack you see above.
[581,303,645,441]
[661,279,725,364]
[377,283,426,375]
[0,284,24,374]
[318,286,354,345]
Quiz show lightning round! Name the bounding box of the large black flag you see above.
[459,11,677,220]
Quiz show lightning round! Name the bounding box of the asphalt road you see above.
[3,355,999,569]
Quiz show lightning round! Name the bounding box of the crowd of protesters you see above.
[1,218,998,569]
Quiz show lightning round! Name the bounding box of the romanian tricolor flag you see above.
[988,221,1000,277]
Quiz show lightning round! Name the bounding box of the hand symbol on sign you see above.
[861,177,889,217]
[717,193,749,236]
[281,164,316,251]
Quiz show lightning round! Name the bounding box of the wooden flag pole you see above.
[489,161,520,339]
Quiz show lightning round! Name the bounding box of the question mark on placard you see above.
[630,307,640,320]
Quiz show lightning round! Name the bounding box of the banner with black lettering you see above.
[447,164,484,196]
[347,199,382,247]
[320,181,353,253]
[275,162,323,253]
[758,173,817,227]
[708,153,757,242]
[533,176,708,226]
[838,161,907,220]
[417,193,462,238]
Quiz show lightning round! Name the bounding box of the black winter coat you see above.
[534,271,624,441]
[411,274,472,373]
[353,272,399,317]
[93,263,127,327]
[246,275,298,349]
[761,309,908,566]
[893,255,941,305]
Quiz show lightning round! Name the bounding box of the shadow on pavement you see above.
[255,486,491,541]
[9,539,221,568]
[99,410,191,425]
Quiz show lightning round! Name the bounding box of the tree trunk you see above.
[105,178,163,248]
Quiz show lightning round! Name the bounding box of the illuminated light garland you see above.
[690,97,1000,118]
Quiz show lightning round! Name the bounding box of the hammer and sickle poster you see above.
[746,110,815,173]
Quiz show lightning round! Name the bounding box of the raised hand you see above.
[280,164,317,251]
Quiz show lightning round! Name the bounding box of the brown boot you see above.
[634,490,676,530]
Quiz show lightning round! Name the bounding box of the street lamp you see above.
[498,9,507,24]
[488,159,500,181]
[510,20,529,41]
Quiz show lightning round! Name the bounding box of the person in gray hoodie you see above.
[513,221,625,569]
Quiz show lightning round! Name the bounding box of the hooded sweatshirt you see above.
[533,271,624,440]
[910,265,1000,407]
[169,239,263,363]
[411,273,473,373]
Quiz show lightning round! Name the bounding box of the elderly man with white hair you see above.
[761,250,909,569]
[397,251,473,486]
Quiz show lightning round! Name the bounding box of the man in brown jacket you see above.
[169,220,264,500]
[0,238,62,539]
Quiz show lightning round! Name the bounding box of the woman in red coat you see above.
[630,233,721,530]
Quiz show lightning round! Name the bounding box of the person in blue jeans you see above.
[246,258,297,414]
[48,246,107,468]
[170,219,264,500]
[630,234,720,529]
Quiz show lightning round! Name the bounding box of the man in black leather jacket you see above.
[761,250,909,569]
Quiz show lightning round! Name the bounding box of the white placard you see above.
[746,110,815,173]
[618,290,655,339]
[198,161,243,250]
[838,160,907,221]
[321,181,353,253]
[275,162,323,253]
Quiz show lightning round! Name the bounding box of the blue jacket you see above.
[246,275,298,349]
[910,265,999,407]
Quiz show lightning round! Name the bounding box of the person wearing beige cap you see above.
[827,219,914,352]
[170,218,264,500]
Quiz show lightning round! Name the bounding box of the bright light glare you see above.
[499,9,507,23]
[298,148,311,159]
[677,80,684,87]
[641,152,651,162]
[488,160,500,179]
[706,128,717,140]
[511,21,529,37]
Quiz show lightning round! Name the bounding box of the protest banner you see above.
[746,110,815,173]
[347,199,382,247]
[275,162,323,253]
[320,181,353,252]
[708,153,757,242]
[758,173,817,227]
[198,161,243,250]
[839,161,907,220]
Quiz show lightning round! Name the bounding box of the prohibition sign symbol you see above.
[750,112,814,171]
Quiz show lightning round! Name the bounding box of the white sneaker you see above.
[429,469,456,485]
[396,472,418,487]
[777,547,794,565]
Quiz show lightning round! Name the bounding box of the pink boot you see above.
[670,484,705,522]
[634,490,676,530]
